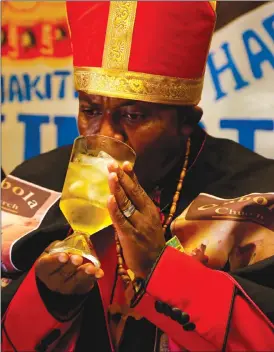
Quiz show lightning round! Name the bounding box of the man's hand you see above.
[107,161,166,280]
[36,244,104,295]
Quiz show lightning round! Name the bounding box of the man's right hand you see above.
[35,244,104,295]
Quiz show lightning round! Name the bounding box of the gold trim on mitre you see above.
[102,1,137,70]
[74,67,204,106]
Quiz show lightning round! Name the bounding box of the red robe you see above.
[2,130,274,351]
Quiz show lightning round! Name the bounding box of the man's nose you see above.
[99,111,125,142]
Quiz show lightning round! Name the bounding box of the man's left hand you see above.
[107,161,165,280]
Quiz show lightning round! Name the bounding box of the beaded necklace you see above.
[115,137,191,285]
[108,138,191,349]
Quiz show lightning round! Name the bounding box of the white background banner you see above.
[201,3,274,158]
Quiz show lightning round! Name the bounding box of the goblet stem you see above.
[48,231,101,268]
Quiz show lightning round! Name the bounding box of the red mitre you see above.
[66,1,216,106]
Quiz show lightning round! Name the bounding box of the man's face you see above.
[77,92,186,191]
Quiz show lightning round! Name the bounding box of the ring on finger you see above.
[122,201,136,218]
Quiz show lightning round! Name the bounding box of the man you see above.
[2,2,274,351]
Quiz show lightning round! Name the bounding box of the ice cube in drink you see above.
[60,153,113,235]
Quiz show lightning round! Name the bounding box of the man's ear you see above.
[191,105,203,124]
[177,105,203,136]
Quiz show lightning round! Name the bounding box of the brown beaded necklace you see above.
[115,137,191,286]
[109,137,191,349]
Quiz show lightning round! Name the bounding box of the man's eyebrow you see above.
[78,95,92,104]
[78,94,140,108]
[118,101,137,108]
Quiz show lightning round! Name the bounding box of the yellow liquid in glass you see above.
[60,156,113,236]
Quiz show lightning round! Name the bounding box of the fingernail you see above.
[70,255,82,266]
[111,172,118,182]
[58,253,68,263]
[125,162,133,172]
[108,194,115,204]
[107,161,118,170]
[95,269,103,279]
[114,161,119,169]
[85,265,94,275]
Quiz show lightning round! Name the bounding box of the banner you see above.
[1,2,274,174]
[1,1,78,174]
[200,3,274,159]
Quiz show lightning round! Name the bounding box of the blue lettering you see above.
[220,119,274,151]
[207,42,249,100]
[9,75,24,102]
[18,114,49,160]
[1,114,5,122]
[23,74,44,101]
[243,29,274,79]
[54,70,70,99]
[45,73,52,99]
[74,90,78,99]
[263,14,274,41]
[1,76,4,104]
[54,116,78,147]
